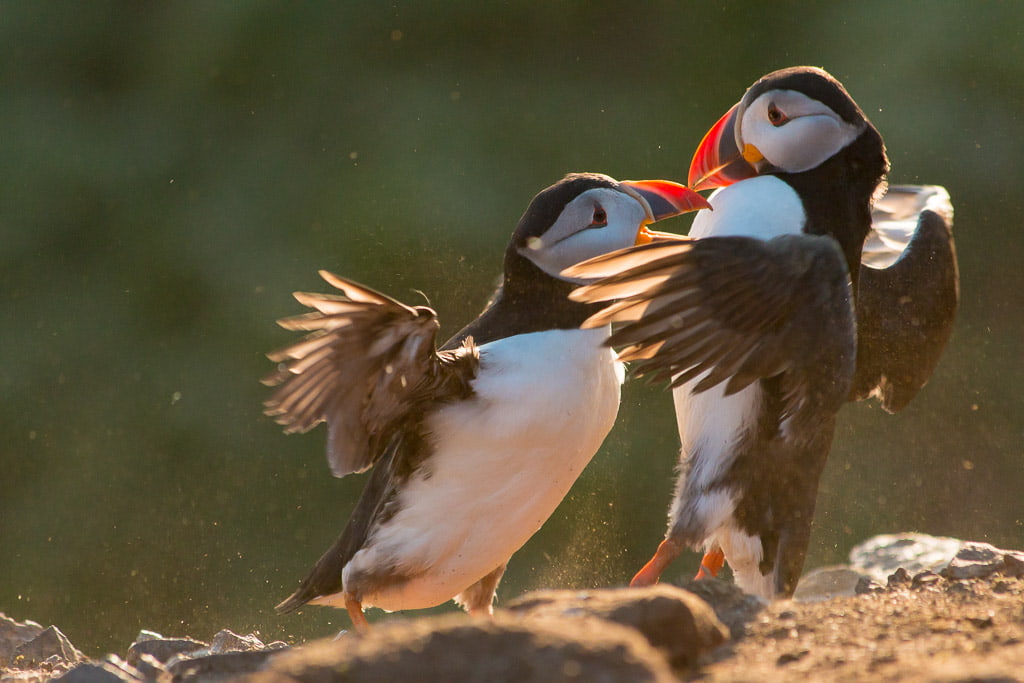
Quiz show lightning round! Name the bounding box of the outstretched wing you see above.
[851,185,959,412]
[263,270,479,477]
[566,234,857,433]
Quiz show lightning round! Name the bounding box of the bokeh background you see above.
[2,1,1022,655]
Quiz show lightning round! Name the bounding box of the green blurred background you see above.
[2,1,1022,654]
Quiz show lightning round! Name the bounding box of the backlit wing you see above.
[851,185,959,411]
[263,271,478,477]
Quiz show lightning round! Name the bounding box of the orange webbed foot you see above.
[694,546,726,580]
[630,539,682,587]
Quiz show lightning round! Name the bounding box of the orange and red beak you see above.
[687,103,761,191]
[619,179,711,245]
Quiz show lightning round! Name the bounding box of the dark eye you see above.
[767,103,788,126]
[591,207,607,227]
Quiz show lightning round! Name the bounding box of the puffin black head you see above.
[506,172,708,285]
[689,66,887,191]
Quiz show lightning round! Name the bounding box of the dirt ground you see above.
[3,573,1023,681]
[693,573,1024,682]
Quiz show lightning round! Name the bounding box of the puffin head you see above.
[689,67,880,191]
[511,173,708,284]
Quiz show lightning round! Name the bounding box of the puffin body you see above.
[336,326,622,613]
[264,173,708,628]
[567,67,958,599]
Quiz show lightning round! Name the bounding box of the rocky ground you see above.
[2,534,1023,682]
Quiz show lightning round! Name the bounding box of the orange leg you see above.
[630,538,682,587]
[344,594,370,634]
[694,546,726,580]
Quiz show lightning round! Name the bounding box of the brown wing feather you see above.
[263,271,479,477]
[571,235,857,435]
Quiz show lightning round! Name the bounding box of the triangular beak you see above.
[620,179,711,222]
[688,103,759,191]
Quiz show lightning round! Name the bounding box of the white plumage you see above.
[328,327,623,612]
[670,176,808,596]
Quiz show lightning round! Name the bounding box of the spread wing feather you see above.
[851,185,959,411]
[570,235,857,436]
[263,270,479,477]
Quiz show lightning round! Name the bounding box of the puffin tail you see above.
[275,591,311,615]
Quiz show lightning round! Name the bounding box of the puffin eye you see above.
[591,207,607,227]
[767,103,789,127]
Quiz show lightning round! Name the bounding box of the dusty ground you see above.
[692,573,1024,682]
[3,572,1023,681]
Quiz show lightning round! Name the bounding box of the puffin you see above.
[264,173,709,630]
[566,67,959,599]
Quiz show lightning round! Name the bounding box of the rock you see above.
[679,578,765,640]
[911,570,942,589]
[168,649,281,681]
[887,567,913,587]
[247,614,677,682]
[55,656,142,682]
[125,634,207,666]
[850,533,963,582]
[504,584,729,667]
[793,566,869,602]
[13,626,83,667]
[941,542,1010,580]
[1004,551,1024,578]
[0,614,45,666]
[210,629,265,654]
[854,576,885,595]
[1,670,52,683]
[130,653,167,680]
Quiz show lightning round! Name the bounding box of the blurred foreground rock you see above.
[251,614,677,682]
[505,584,729,667]
[5,534,1024,682]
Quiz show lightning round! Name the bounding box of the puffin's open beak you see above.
[688,103,761,191]
[620,179,711,245]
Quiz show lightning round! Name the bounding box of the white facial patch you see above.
[520,188,648,283]
[740,90,863,174]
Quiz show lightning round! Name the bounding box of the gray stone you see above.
[3,670,56,683]
[888,567,913,587]
[125,635,207,666]
[13,626,83,666]
[166,649,286,681]
[941,541,1007,580]
[679,578,765,640]
[130,653,167,680]
[911,570,943,589]
[1003,551,1024,578]
[505,584,729,667]
[247,614,677,682]
[209,629,265,654]
[0,613,45,666]
[793,566,869,602]
[55,656,142,682]
[854,576,885,595]
[850,533,963,582]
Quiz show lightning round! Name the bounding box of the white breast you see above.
[345,327,623,611]
[690,175,805,239]
[671,175,805,543]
